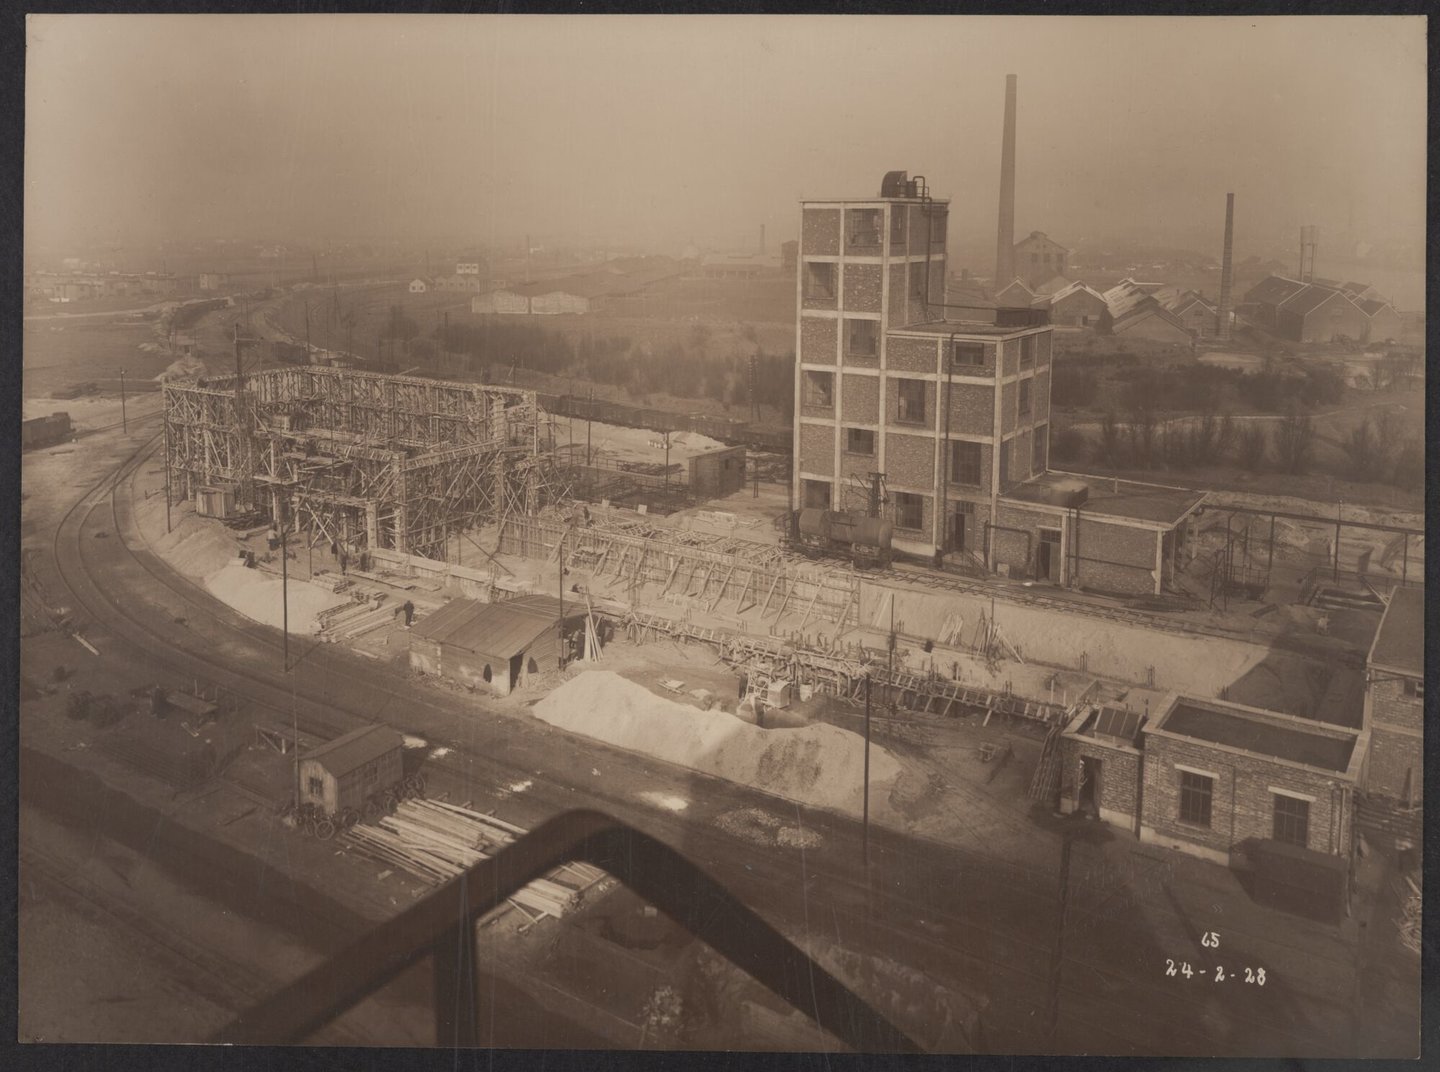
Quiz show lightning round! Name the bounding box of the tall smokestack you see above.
[994,74,1018,288]
[1217,193,1235,342]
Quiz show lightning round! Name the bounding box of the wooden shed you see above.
[688,446,747,499]
[408,595,581,696]
[298,724,405,817]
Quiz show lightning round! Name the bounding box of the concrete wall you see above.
[1139,732,1354,864]
[1073,516,1162,596]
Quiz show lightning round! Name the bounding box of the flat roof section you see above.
[888,320,1031,338]
[1157,700,1356,773]
[1369,586,1423,676]
[1005,472,1206,527]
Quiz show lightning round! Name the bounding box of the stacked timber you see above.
[341,799,606,922]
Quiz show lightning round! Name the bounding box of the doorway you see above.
[947,502,973,553]
[1079,756,1102,817]
[1037,527,1063,583]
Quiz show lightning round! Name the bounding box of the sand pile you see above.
[202,563,345,634]
[535,671,900,817]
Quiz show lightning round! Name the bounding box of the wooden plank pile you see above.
[341,798,606,924]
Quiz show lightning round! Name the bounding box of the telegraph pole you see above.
[863,673,872,869]
[118,368,127,434]
[280,513,290,673]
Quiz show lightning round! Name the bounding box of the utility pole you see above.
[163,407,172,533]
[119,368,127,434]
[587,387,593,466]
[664,430,672,494]
[280,511,290,673]
[863,673,872,870]
[558,530,566,670]
[1334,499,1344,582]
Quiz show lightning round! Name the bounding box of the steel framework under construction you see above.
[163,366,561,560]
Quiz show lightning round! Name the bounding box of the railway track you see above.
[34,433,1364,1053]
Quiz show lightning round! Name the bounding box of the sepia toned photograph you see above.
[19,13,1426,1056]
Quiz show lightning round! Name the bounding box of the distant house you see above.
[993,278,1037,309]
[1166,290,1220,338]
[1040,280,1108,328]
[1013,231,1070,289]
[455,261,483,276]
[408,277,432,294]
[434,274,486,293]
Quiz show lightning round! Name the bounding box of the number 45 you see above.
[1201,931,1221,949]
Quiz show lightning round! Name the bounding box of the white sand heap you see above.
[534,671,900,817]
[203,563,346,634]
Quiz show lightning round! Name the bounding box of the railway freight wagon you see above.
[793,508,894,569]
[298,724,405,817]
[22,412,71,451]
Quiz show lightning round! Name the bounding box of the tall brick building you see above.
[792,173,1204,595]
[1362,587,1424,807]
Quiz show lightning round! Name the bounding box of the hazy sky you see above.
[26,14,1427,259]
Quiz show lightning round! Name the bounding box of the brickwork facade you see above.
[1073,516,1161,595]
[797,423,834,477]
[1363,674,1423,803]
[843,263,883,313]
[801,208,841,255]
[799,316,837,366]
[887,335,937,374]
[1058,734,1142,829]
[885,432,935,490]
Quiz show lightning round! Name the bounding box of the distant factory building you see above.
[1356,298,1403,344]
[993,278,1037,309]
[701,252,783,279]
[198,272,230,291]
[408,277,433,294]
[1241,275,1379,343]
[1012,231,1069,289]
[1100,279,1192,342]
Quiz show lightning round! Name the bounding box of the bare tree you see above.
[1273,409,1316,475]
[1341,418,1378,481]
[1236,422,1268,471]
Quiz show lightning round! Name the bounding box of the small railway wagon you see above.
[298,724,405,817]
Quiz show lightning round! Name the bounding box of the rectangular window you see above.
[890,205,907,246]
[845,427,875,456]
[949,440,982,486]
[1020,334,1036,368]
[999,440,1011,486]
[931,212,947,243]
[894,492,924,531]
[847,209,882,249]
[1179,771,1214,827]
[308,775,324,796]
[910,261,927,298]
[952,341,986,367]
[1272,793,1310,847]
[896,379,926,425]
[1033,424,1048,473]
[846,318,879,358]
[802,370,834,408]
[1019,379,1032,417]
[801,479,831,510]
[804,261,836,301]
[1405,678,1423,700]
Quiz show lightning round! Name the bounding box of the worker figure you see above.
[339,548,349,575]
[267,527,280,551]
[402,600,415,628]
[738,672,749,700]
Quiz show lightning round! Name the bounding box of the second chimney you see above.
[994,74,1018,288]
[1217,192,1235,342]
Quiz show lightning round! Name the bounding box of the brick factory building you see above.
[1361,586,1424,808]
[1058,694,1365,870]
[1011,230,1070,290]
[793,171,1204,595]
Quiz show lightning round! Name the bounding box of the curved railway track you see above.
[36,433,1361,1054]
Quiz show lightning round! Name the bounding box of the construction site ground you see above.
[18,397,1421,1053]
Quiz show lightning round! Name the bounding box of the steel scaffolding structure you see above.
[163,366,558,561]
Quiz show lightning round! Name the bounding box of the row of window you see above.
[798,480,979,547]
[801,370,1035,424]
[1178,770,1311,848]
[804,261,935,303]
[841,207,947,249]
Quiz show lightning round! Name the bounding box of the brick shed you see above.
[1139,695,1365,867]
[408,595,582,696]
[1058,704,1146,831]
[1362,586,1424,806]
[687,446,747,499]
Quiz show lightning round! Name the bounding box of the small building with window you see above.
[1057,693,1365,871]
[408,594,583,696]
[298,724,405,817]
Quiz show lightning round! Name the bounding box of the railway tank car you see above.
[793,508,894,569]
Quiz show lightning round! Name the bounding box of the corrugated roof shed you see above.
[305,724,404,776]
[1279,284,1355,317]
[1369,586,1423,676]
[411,595,575,656]
[1357,298,1392,317]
